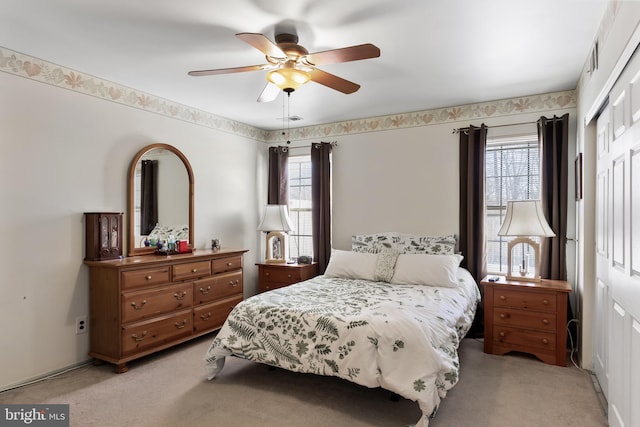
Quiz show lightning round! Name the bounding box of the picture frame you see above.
[575,153,583,201]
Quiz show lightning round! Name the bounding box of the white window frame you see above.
[287,155,313,259]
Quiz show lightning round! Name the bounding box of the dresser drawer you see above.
[493,325,556,351]
[173,260,211,282]
[493,308,556,332]
[121,309,193,355]
[193,271,242,305]
[260,268,303,284]
[493,289,556,312]
[122,283,193,323]
[122,267,170,290]
[212,256,243,273]
[194,295,243,333]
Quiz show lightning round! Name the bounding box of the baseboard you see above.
[0,358,94,394]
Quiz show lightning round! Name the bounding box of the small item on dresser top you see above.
[168,235,176,251]
[211,238,221,250]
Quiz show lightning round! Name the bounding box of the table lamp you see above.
[497,200,555,282]
[257,204,294,263]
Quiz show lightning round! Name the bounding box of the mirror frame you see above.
[127,143,194,256]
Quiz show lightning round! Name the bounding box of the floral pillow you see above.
[351,232,400,253]
[397,234,457,255]
[373,249,400,282]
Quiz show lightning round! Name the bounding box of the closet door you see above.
[600,48,640,427]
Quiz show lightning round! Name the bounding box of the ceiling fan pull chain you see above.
[287,92,291,144]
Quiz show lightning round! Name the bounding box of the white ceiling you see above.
[0,0,608,131]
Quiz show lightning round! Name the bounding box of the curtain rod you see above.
[274,141,338,150]
[452,120,540,134]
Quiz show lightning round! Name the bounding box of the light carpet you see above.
[0,336,607,426]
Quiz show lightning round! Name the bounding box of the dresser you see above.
[257,262,318,293]
[85,248,247,372]
[481,276,571,366]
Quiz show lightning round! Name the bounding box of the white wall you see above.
[0,71,264,389]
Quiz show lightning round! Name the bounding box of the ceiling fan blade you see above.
[305,43,380,66]
[257,83,280,103]
[309,68,360,94]
[236,32,286,59]
[188,64,266,77]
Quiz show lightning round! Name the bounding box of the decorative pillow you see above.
[397,234,457,255]
[373,249,400,282]
[351,232,400,253]
[324,249,378,281]
[390,253,464,287]
[148,224,189,240]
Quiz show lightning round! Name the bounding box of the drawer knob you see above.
[146,275,152,280]
[200,286,211,295]
[227,262,233,267]
[542,319,550,325]
[543,299,549,305]
[132,331,147,342]
[191,268,198,273]
[499,313,510,319]
[287,274,292,278]
[499,295,506,300]
[200,312,212,321]
[174,291,187,300]
[542,338,549,345]
[174,320,187,329]
[131,300,147,310]
[499,331,506,338]
[265,272,270,276]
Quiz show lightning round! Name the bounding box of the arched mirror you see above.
[128,143,194,256]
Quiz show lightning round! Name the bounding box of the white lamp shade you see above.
[497,200,555,237]
[257,205,294,232]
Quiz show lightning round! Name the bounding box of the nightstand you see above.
[257,262,318,293]
[481,276,571,367]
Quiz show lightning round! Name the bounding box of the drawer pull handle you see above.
[174,320,187,329]
[227,262,233,266]
[174,291,187,300]
[191,268,198,273]
[200,312,212,321]
[132,331,147,342]
[499,331,505,338]
[499,295,506,300]
[542,338,549,345]
[131,300,147,310]
[542,319,550,325]
[146,275,152,280]
[200,286,211,295]
[230,280,239,287]
[543,299,549,305]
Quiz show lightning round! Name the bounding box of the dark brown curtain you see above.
[140,159,158,235]
[459,124,488,338]
[538,114,569,281]
[311,142,332,274]
[267,146,289,205]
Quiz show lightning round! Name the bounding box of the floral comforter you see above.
[205,268,480,427]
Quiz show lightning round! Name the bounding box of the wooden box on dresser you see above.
[257,262,318,293]
[481,276,571,367]
[84,248,247,373]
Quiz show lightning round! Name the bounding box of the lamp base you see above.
[505,274,542,283]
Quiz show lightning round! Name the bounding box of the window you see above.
[288,155,313,259]
[485,135,540,274]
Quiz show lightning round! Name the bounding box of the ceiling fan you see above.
[188,32,380,102]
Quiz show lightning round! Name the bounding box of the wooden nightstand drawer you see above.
[493,308,556,332]
[261,268,302,284]
[493,325,556,351]
[256,263,318,293]
[493,289,556,312]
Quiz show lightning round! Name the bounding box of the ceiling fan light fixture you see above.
[267,67,311,92]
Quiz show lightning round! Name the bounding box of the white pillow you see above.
[324,249,378,281]
[390,254,464,287]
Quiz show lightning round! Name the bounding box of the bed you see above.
[205,233,480,427]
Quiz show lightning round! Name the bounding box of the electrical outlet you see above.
[75,316,88,335]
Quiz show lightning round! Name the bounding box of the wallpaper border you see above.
[1,46,575,143]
